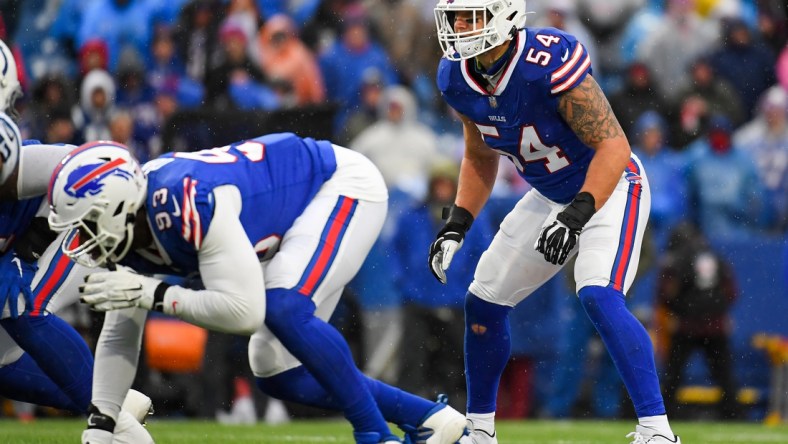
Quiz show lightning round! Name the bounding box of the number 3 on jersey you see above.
[174,141,266,163]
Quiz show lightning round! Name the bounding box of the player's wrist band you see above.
[442,204,474,233]
[152,282,172,312]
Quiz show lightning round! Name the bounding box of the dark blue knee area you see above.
[465,292,510,327]
[578,285,625,319]
[264,288,317,334]
[255,366,310,401]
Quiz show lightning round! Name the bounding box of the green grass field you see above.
[2,419,788,443]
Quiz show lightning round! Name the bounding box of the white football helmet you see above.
[0,40,22,118]
[0,112,20,186]
[434,0,527,61]
[48,141,147,268]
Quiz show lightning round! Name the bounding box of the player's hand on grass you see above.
[80,266,166,312]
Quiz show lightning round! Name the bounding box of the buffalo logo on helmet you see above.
[64,158,134,198]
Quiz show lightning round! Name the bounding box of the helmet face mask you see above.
[48,142,147,268]
[434,0,527,61]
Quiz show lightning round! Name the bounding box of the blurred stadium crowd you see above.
[1,0,787,425]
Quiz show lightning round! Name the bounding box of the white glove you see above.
[80,267,163,312]
[428,230,465,285]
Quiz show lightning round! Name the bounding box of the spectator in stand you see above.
[318,4,397,134]
[754,2,788,55]
[638,0,720,104]
[77,0,162,71]
[710,17,776,119]
[631,111,688,246]
[226,0,263,62]
[572,0,646,88]
[257,14,325,107]
[366,0,437,86]
[74,69,116,142]
[734,85,788,232]
[350,85,438,200]
[685,115,767,238]
[44,106,83,146]
[109,108,150,162]
[533,0,600,78]
[337,70,384,146]
[619,0,666,68]
[22,74,76,141]
[609,62,667,139]
[78,39,110,80]
[147,27,186,96]
[205,19,273,111]
[670,56,744,148]
[173,0,224,85]
[115,47,156,109]
[656,222,741,419]
[392,161,493,408]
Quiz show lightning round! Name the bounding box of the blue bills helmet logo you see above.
[65,158,133,198]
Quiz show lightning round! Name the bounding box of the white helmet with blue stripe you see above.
[434,0,527,61]
[47,141,147,268]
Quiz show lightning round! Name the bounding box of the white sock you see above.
[467,412,495,435]
[638,415,675,439]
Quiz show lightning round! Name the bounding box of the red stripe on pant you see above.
[298,198,354,296]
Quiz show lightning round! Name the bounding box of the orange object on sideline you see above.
[144,318,207,373]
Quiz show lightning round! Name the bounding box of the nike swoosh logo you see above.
[87,415,98,427]
[561,49,570,62]
[172,300,178,313]
[171,196,181,217]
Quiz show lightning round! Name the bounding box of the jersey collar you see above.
[461,29,526,97]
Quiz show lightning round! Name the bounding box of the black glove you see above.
[428,205,474,284]
[535,192,596,265]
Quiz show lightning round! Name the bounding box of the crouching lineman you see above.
[47,134,467,444]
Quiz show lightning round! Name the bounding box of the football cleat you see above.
[121,389,154,425]
[112,411,155,444]
[626,425,681,444]
[457,418,497,444]
[403,395,467,444]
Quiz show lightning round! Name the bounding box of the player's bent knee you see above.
[264,288,316,333]
[465,291,510,335]
[578,285,625,318]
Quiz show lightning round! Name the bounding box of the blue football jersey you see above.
[137,133,337,274]
[438,27,596,204]
[0,197,43,255]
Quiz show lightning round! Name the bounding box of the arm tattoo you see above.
[557,75,624,146]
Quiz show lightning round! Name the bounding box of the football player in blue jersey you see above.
[429,1,680,443]
[47,136,468,444]
[0,39,154,443]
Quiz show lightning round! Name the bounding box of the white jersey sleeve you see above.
[17,143,75,199]
[160,185,266,335]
